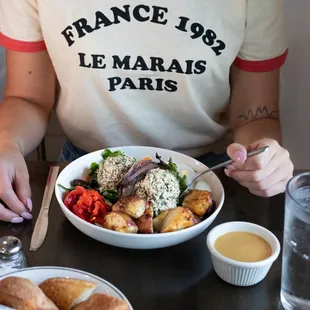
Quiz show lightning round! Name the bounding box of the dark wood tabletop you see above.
[0,162,288,310]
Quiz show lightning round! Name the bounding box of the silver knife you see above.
[30,165,60,252]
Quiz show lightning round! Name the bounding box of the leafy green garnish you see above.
[167,158,187,193]
[89,162,99,176]
[104,199,113,207]
[57,184,73,192]
[102,189,119,204]
[84,162,100,189]
[102,149,124,160]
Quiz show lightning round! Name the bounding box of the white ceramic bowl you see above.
[206,221,281,287]
[0,267,133,309]
[55,146,225,249]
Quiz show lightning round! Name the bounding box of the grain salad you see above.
[60,148,215,235]
[134,168,181,216]
[97,155,135,191]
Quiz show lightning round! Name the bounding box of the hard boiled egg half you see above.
[176,164,212,192]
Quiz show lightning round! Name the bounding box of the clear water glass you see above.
[281,172,310,309]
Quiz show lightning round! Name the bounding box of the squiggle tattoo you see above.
[239,107,277,121]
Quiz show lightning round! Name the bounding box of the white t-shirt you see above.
[0,0,287,157]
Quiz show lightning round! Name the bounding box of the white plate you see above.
[55,146,225,249]
[0,266,133,309]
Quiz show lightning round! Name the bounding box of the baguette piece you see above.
[72,294,130,310]
[39,278,96,310]
[0,276,58,310]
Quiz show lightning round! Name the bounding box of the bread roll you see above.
[72,294,130,310]
[39,278,96,310]
[0,276,58,310]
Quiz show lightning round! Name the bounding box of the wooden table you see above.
[0,162,287,310]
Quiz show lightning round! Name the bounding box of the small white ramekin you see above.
[206,221,281,287]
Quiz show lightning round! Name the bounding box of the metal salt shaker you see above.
[0,236,26,275]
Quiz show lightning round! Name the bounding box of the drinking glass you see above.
[281,172,310,309]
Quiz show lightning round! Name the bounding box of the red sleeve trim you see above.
[0,33,46,53]
[233,49,288,72]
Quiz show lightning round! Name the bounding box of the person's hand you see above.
[225,138,294,197]
[0,139,32,223]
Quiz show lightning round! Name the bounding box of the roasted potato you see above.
[153,210,169,232]
[160,207,200,233]
[112,196,147,219]
[146,202,154,218]
[136,202,154,234]
[95,212,138,233]
[182,189,213,217]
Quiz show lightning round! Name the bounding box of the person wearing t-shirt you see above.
[0,0,294,223]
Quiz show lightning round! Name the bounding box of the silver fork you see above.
[179,146,269,199]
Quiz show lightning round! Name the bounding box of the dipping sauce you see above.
[214,232,272,262]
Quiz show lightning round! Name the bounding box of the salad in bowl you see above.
[55,146,225,249]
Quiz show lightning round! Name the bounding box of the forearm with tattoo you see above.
[229,65,282,145]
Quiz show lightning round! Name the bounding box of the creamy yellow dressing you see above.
[214,231,272,262]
